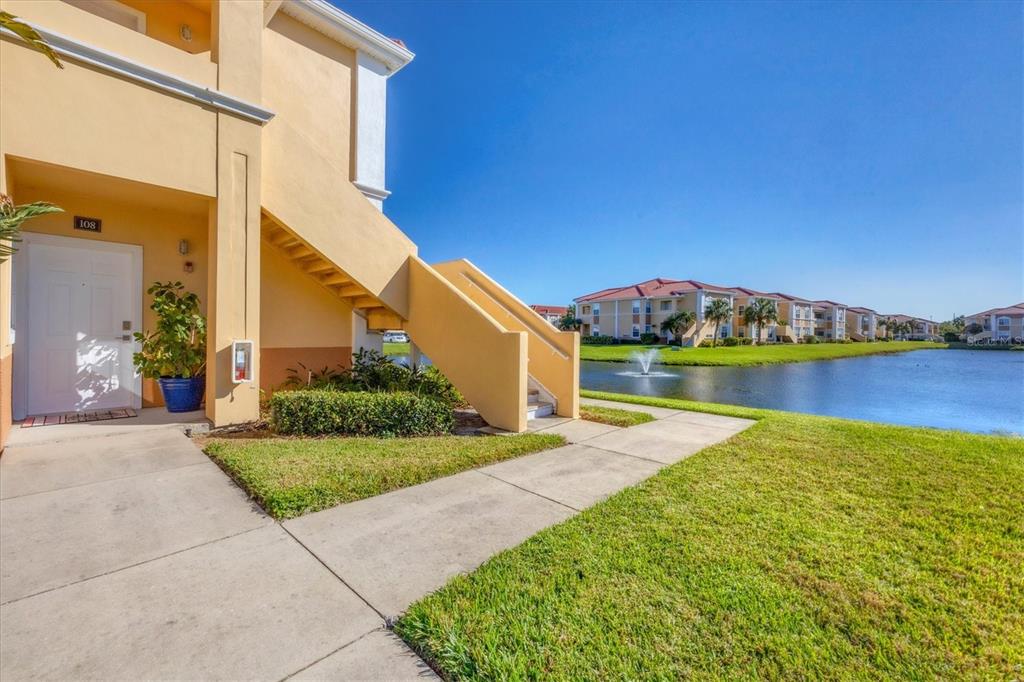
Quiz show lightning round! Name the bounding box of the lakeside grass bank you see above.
[580,340,947,366]
[397,391,1024,680]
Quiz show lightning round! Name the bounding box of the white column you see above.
[353,52,390,210]
[614,300,619,338]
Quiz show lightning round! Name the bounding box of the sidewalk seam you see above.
[0,460,211,502]
[0,523,269,607]
[474,470,581,512]
[278,523,390,623]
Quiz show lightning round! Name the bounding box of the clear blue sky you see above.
[341,0,1022,321]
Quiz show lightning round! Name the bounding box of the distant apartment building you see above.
[813,301,848,340]
[529,305,568,326]
[731,288,783,342]
[846,307,878,341]
[574,277,933,346]
[574,278,736,345]
[879,314,940,341]
[774,293,816,342]
[964,303,1024,341]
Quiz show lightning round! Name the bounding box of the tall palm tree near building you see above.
[704,298,732,348]
[742,298,779,345]
[879,317,895,340]
[660,310,695,343]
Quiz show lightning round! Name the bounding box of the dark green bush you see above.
[721,336,739,346]
[271,390,454,437]
[581,334,616,345]
[803,335,821,344]
[281,349,465,408]
[639,332,659,345]
[740,337,754,345]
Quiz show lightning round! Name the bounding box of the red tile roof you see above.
[576,277,737,303]
[967,303,1024,318]
[530,305,568,316]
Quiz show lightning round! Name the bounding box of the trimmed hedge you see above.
[271,390,454,437]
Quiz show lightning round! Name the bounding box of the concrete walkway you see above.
[0,399,753,680]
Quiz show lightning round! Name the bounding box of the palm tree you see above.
[0,11,63,68]
[704,298,732,348]
[879,317,895,340]
[742,298,779,345]
[556,304,582,332]
[660,310,695,344]
[0,195,63,263]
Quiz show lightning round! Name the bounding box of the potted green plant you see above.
[133,281,207,412]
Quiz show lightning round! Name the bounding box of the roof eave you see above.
[281,0,415,75]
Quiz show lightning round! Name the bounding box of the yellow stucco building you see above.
[0,0,579,446]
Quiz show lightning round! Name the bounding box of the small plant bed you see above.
[396,392,1024,679]
[205,432,565,519]
[579,404,654,427]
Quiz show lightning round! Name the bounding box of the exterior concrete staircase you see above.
[259,118,578,431]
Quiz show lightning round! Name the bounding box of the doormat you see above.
[21,408,138,428]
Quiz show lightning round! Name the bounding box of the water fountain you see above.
[615,348,673,378]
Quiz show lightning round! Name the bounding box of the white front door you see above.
[18,234,142,416]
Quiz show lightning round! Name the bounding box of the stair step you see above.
[526,401,554,420]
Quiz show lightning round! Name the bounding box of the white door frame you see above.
[12,232,143,419]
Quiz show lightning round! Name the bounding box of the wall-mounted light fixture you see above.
[180,24,193,42]
[178,239,189,255]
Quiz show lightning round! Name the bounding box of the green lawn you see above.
[397,391,1024,679]
[384,341,411,355]
[579,404,655,427]
[205,433,565,519]
[580,340,947,366]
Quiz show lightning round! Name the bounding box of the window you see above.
[645,324,652,333]
[581,305,591,315]
[632,325,640,338]
[632,300,641,314]
[592,303,600,316]
[645,300,652,314]
[738,329,744,338]
[737,305,745,316]
[591,326,600,336]
[998,316,1011,328]
[660,300,672,312]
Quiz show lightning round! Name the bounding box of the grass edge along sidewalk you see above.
[396,391,1024,680]
[580,340,947,366]
[204,432,565,519]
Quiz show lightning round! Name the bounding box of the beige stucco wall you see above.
[260,241,354,390]
[0,1,218,197]
[259,13,416,315]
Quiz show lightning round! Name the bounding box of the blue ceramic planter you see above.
[158,376,206,413]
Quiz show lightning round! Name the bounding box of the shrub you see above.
[803,336,821,344]
[581,335,616,345]
[721,336,739,346]
[943,331,960,342]
[271,390,454,437]
[639,332,659,345]
[280,350,465,408]
[740,337,754,345]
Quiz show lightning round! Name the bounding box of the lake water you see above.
[580,349,1023,434]
[388,349,1023,435]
